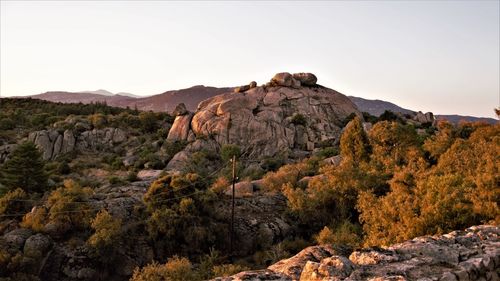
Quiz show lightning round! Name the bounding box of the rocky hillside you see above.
[165,72,360,170]
[214,225,500,281]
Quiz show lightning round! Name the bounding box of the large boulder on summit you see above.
[271,72,301,88]
[166,73,360,167]
[293,72,317,86]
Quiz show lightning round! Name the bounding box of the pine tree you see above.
[0,141,48,193]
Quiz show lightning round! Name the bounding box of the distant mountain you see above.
[116,92,141,98]
[30,91,136,106]
[30,85,231,113]
[434,115,497,125]
[348,96,415,116]
[27,87,497,124]
[79,89,114,96]
[348,96,497,125]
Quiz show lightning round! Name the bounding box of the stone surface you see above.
[136,169,163,180]
[166,113,194,142]
[217,225,500,281]
[172,103,188,116]
[168,73,361,169]
[23,234,52,258]
[268,245,339,279]
[292,73,317,86]
[414,111,435,124]
[224,181,254,197]
[28,128,128,160]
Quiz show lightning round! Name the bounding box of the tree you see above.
[0,142,48,193]
[340,116,370,166]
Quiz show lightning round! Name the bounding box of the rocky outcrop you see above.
[27,127,127,160]
[292,73,317,86]
[166,113,194,142]
[234,81,258,93]
[0,144,17,163]
[224,181,255,197]
[166,73,361,169]
[172,103,188,116]
[214,225,500,281]
[413,111,435,124]
[210,194,292,256]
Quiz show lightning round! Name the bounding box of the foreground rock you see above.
[166,72,361,169]
[213,225,500,281]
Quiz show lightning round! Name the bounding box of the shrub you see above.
[291,113,307,126]
[315,221,362,248]
[130,257,194,281]
[0,118,15,130]
[210,176,230,195]
[88,113,108,129]
[0,188,31,216]
[212,264,249,278]
[108,176,125,186]
[87,209,122,251]
[220,144,241,162]
[21,180,94,233]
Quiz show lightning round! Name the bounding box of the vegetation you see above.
[130,257,195,281]
[87,209,122,251]
[0,98,498,280]
[0,142,48,194]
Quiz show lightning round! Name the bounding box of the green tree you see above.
[0,142,48,193]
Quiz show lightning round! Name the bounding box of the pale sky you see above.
[1,1,499,118]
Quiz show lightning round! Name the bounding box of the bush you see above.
[291,113,307,126]
[130,257,194,281]
[0,188,31,217]
[210,176,230,195]
[87,210,122,251]
[315,221,362,249]
[212,264,249,278]
[0,118,15,130]
[108,176,125,186]
[220,144,241,162]
[21,180,94,233]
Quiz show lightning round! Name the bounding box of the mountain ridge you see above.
[22,86,498,124]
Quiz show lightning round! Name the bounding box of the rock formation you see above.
[27,128,127,160]
[166,73,361,170]
[213,225,500,281]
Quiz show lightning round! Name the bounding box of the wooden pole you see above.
[230,155,236,256]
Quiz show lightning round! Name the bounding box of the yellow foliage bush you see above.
[130,256,194,281]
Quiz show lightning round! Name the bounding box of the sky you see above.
[1,1,499,118]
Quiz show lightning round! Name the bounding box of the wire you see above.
[0,162,231,218]
[1,161,229,205]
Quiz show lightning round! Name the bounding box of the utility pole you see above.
[230,155,236,256]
